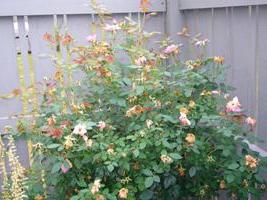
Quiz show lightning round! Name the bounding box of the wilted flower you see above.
[118,188,128,199]
[86,34,97,42]
[245,155,258,169]
[48,128,63,139]
[179,112,191,126]
[43,32,54,43]
[62,34,73,46]
[73,123,87,136]
[226,97,242,113]
[34,195,45,200]
[242,179,249,188]
[185,133,195,145]
[214,56,225,64]
[126,105,144,117]
[189,100,196,108]
[97,121,106,131]
[135,56,147,66]
[64,135,76,149]
[146,119,153,129]
[107,147,115,155]
[160,155,173,164]
[91,179,101,195]
[60,120,72,129]
[185,59,202,69]
[246,117,256,127]
[83,135,93,148]
[177,27,190,37]
[104,23,121,32]
[195,39,209,47]
[140,0,151,12]
[47,115,56,126]
[164,44,179,54]
[96,194,105,200]
[177,166,185,176]
[220,180,226,189]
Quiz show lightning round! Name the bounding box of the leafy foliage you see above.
[18,10,267,200]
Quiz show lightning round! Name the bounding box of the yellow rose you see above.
[185,133,195,145]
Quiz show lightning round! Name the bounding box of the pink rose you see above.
[179,112,191,126]
[226,97,242,113]
[246,117,256,127]
[164,44,179,54]
[61,164,69,174]
[98,121,106,131]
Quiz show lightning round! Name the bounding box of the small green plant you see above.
[16,3,267,200]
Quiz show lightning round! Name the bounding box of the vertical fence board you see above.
[257,5,267,149]
[0,17,22,118]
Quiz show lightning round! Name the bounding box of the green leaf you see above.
[145,177,154,188]
[136,85,145,95]
[139,142,147,149]
[133,149,139,158]
[228,163,239,170]
[189,167,197,177]
[170,153,182,160]
[124,65,140,69]
[47,144,61,149]
[226,174,235,183]
[107,164,114,172]
[184,88,193,97]
[122,77,132,85]
[222,149,231,156]
[51,162,61,174]
[153,175,160,183]
[164,175,176,189]
[142,169,153,176]
[140,190,153,200]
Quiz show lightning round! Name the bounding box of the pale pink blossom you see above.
[211,90,220,95]
[91,179,101,195]
[73,123,87,136]
[135,56,147,66]
[97,121,106,131]
[164,44,179,54]
[86,34,97,42]
[146,119,153,129]
[179,112,191,126]
[226,96,242,113]
[61,164,70,174]
[246,117,256,127]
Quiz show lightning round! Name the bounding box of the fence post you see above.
[165,0,184,43]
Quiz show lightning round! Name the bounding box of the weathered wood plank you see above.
[179,0,267,10]
[0,0,166,17]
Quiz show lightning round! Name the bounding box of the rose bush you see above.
[19,9,267,200]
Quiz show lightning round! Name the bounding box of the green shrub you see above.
[22,10,267,200]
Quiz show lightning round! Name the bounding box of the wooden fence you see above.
[0,0,267,167]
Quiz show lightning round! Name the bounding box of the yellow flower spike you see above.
[7,136,28,200]
[0,137,11,199]
[214,56,225,64]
